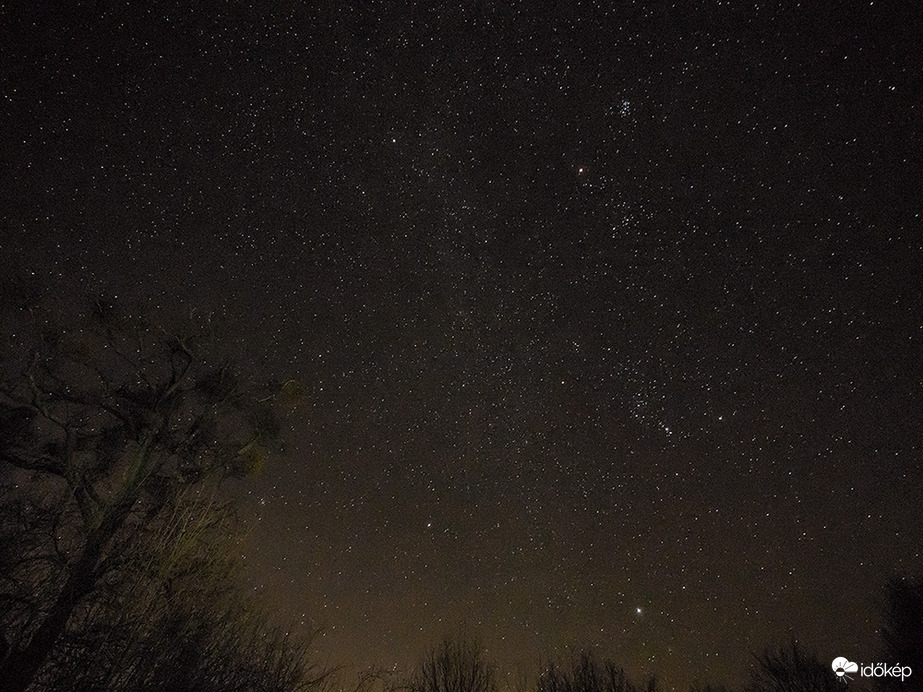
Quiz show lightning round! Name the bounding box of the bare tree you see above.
[744,640,839,692]
[15,488,327,692]
[408,636,498,692]
[0,295,299,691]
[535,651,657,692]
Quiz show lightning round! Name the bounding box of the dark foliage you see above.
[877,574,923,691]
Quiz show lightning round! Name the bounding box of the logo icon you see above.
[832,657,858,682]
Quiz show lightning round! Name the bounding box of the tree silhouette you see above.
[408,636,498,692]
[535,651,659,692]
[877,574,923,691]
[7,488,326,691]
[0,295,297,691]
[744,640,839,692]
[688,683,730,692]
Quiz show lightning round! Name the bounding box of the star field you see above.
[2,2,921,688]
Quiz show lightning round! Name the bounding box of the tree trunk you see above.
[0,492,140,692]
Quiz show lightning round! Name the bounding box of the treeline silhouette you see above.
[363,596,920,692]
[0,291,919,691]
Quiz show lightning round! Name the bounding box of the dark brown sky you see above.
[2,2,921,688]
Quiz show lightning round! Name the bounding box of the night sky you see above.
[2,2,921,688]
